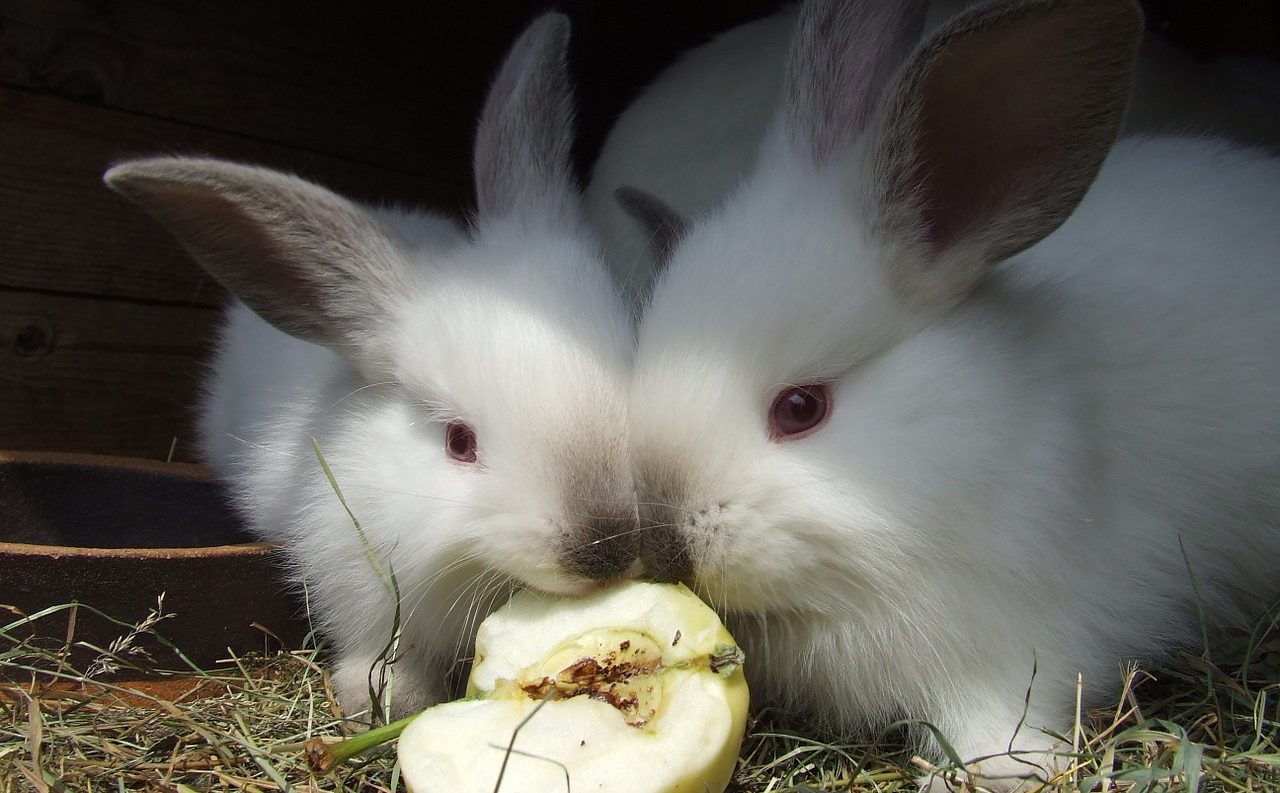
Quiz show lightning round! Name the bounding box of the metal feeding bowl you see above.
[0,451,308,671]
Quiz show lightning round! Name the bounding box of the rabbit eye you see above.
[768,384,831,441]
[445,420,478,463]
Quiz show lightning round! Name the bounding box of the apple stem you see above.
[303,714,417,773]
[711,645,746,675]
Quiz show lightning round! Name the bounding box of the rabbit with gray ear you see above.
[104,13,640,719]
[622,0,1280,788]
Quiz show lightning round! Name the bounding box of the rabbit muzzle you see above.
[636,498,696,583]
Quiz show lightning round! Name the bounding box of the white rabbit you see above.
[104,13,640,720]
[587,0,1280,294]
[621,0,1280,788]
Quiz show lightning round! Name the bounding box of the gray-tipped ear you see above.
[784,0,928,162]
[105,157,408,371]
[614,186,689,270]
[473,13,579,226]
[867,0,1142,306]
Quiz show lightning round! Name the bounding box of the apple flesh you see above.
[399,581,749,793]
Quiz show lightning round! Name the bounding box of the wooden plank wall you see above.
[0,0,1273,463]
[0,0,784,461]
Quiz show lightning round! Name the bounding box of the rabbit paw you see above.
[917,752,1061,793]
[330,654,444,722]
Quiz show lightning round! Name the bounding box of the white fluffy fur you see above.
[109,14,637,720]
[617,0,1280,788]
[585,0,1280,293]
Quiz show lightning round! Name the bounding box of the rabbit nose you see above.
[637,507,693,583]
[561,513,640,581]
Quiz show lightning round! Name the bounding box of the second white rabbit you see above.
[615,0,1280,788]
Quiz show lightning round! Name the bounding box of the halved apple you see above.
[398,581,749,793]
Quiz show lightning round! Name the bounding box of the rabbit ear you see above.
[783,0,928,162]
[105,157,408,370]
[614,186,689,270]
[866,0,1142,305]
[473,13,580,228]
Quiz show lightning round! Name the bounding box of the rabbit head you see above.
[624,0,1140,614]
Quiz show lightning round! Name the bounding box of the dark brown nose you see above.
[637,504,693,583]
[560,512,639,581]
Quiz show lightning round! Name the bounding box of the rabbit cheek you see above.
[482,527,597,596]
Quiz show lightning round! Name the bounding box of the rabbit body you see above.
[621,0,1280,785]
[108,15,640,720]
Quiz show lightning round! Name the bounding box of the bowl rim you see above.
[0,450,212,478]
[0,449,274,556]
[0,539,277,558]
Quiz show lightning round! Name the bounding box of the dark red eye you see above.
[768,384,831,440]
[444,420,477,463]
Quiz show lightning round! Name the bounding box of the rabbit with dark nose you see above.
[617,0,1280,788]
[105,14,640,719]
